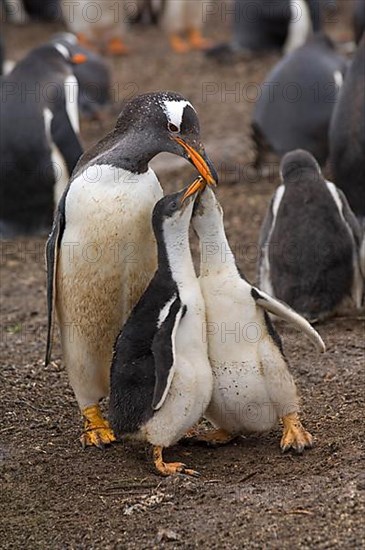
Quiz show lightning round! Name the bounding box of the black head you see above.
[115,91,218,185]
[152,185,198,239]
[280,149,322,184]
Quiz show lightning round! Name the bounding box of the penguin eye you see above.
[168,122,179,133]
[171,201,177,209]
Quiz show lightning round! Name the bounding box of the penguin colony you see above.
[1,2,364,477]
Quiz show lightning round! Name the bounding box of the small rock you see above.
[156,528,181,543]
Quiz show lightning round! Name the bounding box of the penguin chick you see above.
[109,182,213,476]
[191,186,325,452]
[258,150,363,321]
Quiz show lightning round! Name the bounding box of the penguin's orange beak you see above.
[182,177,204,202]
[173,136,217,199]
[71,53,88,64]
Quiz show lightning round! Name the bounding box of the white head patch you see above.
[162,100,195,131]
[54,43,70,60]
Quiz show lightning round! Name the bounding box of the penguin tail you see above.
[251,287,326,352]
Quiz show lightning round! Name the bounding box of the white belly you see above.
[56,165,163,408]
[144,282,213,447]
[200,274,298,434]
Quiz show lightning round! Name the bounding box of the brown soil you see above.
[1,3,364,549]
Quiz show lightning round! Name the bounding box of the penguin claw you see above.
[280,412,313,454]
[153,446,200,477]
[80,405,116,449]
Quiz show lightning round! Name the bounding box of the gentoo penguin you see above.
[45,91,217,449]
[109,182,213,476]
[191,186,324,452]
[329,34,365,224]
[258,150,363,322]
[252,33,347,168]
[51,33,112,121]
[61,0,128,55]
[0,41,84,237]
[206,0,314,62]
[162,0,211,53]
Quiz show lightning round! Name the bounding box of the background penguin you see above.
[45,91,217,449]
[162,0,211,53]
[252,33,347,168]
[190,186,324,452]
[110,183,213,476]
[51,33,112,121]
[257,150,363,322]
[0,40,84,237]
[206,0,315,62]
[329,34,365,225]
[61,0,128,56]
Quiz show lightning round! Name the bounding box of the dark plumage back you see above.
[329,35,365,220]
[252,33,347,166]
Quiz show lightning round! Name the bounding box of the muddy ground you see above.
[1,2,364,549]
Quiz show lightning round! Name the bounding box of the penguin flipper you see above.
[50,102,83,175]
[45,198,66,366]
[250,287,326,352]
[151,298,186,411]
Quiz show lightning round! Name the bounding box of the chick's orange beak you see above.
[182,177,204,202]
[173,136,217,187]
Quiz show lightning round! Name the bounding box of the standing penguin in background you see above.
[329,34,365,224]
[162,0,212,53]
[51,33,112,121]
[110,182,213,476]
[0,41,84,237]
[46,91,217,448]
[206,0,315,62]
[258,150,363,322]
[252,33,347,168]
[191,186,324,451]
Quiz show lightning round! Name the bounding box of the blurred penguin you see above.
[0,40,84,237]
[207,0,317,61]
[61,0,128,55]
[330,35,365,224]
[258,150,363,322]
[52,33,112,121]
[252,33,347,168]
[162,0,212,53]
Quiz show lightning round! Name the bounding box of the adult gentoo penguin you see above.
[206,0,315,61]
[51,33,112,121]
[0,40,84,237]
[258,150,363,322]
[191,186,324,452]
[46,91,217,448]
[252,33,347,168]
[109,182,213,476]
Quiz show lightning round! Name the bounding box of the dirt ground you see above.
[1,2,364,549]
